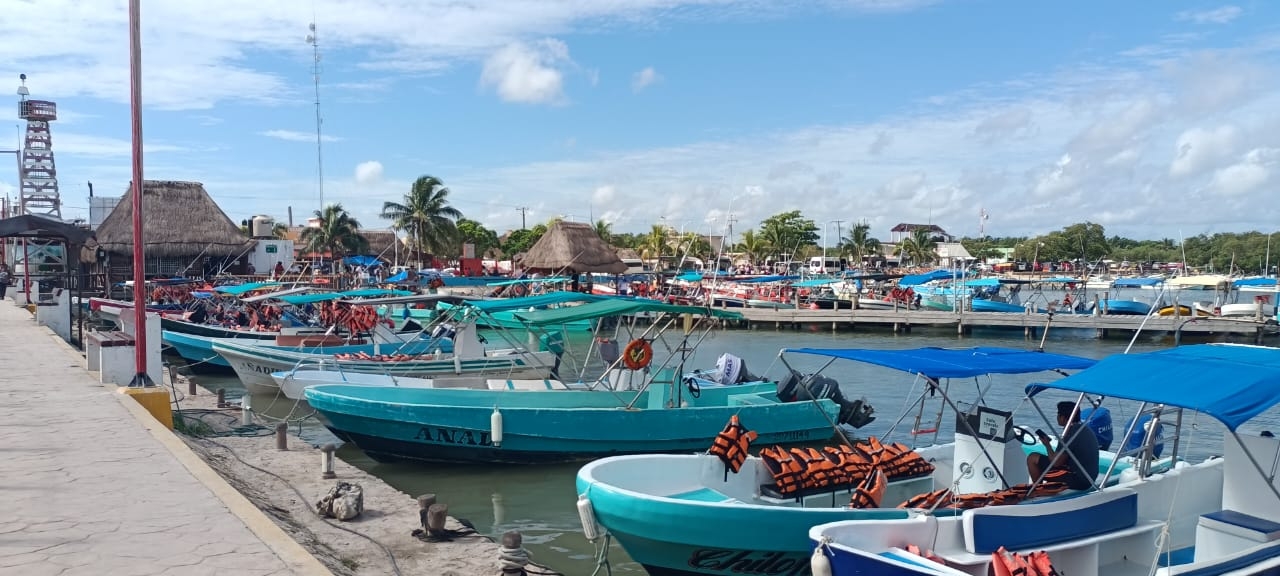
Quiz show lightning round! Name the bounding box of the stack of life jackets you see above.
[757,436,935,499]
[708,415,758,474]
[992,546,1060,576]
[847,469,886,509]
[897,468,1073,511]
[903,545,945,566]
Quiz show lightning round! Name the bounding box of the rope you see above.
[193,436,404,576]
[500,546,531,571]
[589,533,614,576]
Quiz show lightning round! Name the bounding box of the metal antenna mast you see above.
[306,22,324,210]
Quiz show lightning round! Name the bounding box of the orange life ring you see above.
[622,339,654,370]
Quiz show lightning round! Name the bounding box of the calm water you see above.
[181,323,1279,576]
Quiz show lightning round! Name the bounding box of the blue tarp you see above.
[213,281,281,295]
[784,346,1097,378]
[898,270,955,287]
[465,292,607,313]
[1113,277,1163,287]
[961,277,1002,287]
[1235,277,1278,287]
[386,270,408,283]
[676,272,703,282]
[1027,344,1280,431]
[343,255,382,268]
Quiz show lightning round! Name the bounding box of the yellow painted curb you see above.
[43,324,334,576]
[117,386,174,429]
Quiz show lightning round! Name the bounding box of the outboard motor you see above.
[777,370,876,429]
[598,338,620,366]
[1122,413,1164,457]
[431,322,458,341]
[714,353,759,385]
[1081,406,1114,451]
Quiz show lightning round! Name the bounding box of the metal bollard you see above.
[216,388,226,408]
[499,530,530,575]
[321,443,337,479]
[426,503,449,537]
[241,394,253,427]
[275,423,288,450]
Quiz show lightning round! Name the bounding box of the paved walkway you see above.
[0,301,320,575]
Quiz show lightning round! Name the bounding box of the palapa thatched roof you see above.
[517,220,626,274]
[361,230,400,259]
[94,180,253,258]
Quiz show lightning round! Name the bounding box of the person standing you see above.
[0,263,10,300]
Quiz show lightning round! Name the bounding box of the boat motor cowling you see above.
[1082,406,1114,451]
[714,354,759,386]
[777,371,876,429]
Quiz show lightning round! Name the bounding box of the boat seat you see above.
[727,393,775,407]
[1199,510,1280,543]
[938,521,1164,567]
[486,379,567,391]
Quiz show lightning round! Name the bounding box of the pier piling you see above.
[320,443,337,479]
[241,395,253,427]
[274,423,288,450]
[426,503,448,537]
[499,531,530,575]
[215,388,226,408]
[187,376,196,396]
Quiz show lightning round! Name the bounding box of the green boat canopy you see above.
[511,298,742,326]
[213,281,281,295]
[277,288,412,305]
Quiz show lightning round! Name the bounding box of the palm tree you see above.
[839,222,882,267]
[640,224,668,269]
[896,228,938,266]
[593,219,614,245]
[380,175,464,261]
[272,222,290,239]
[300,204,369,265]
[736,229,764,267]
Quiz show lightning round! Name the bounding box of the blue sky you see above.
[2,0,1278,244]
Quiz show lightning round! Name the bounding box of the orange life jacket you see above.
[1027,551,1060,576]
[992,546,1038,576]
[898,488,954,510]
[848,469,886,509]
[759,446,806,496]
[793,448,841,489]
[822,445,868,486]
[708,415,758,474]
[879,444,935,480]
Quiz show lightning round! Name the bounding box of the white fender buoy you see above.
[811,545,832,576]
[577,494,601,541]
[491,408,504,448]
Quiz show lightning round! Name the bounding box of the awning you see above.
[513,298,742,326]
[1113,277,1163,288]
[898,270,954,287]
[276,288,410,305]
[784,346,1096,379]
[1235,277,1277,288]
[213,281,281,295]
[1027,344,1280,431]
[465,292,605,313]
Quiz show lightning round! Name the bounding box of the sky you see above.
[1,0,1278,246]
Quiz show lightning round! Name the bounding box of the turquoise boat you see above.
[575,347,1099,576]
[305,299,865,464]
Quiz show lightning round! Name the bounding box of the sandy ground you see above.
[170,379,514,576]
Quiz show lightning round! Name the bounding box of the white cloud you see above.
[631,67,661,92]
[55,133,187,157]
[1211,148,1278,196]
[479,39,572,104]
[260,130,342,143]
[592,185,616,205]
[1176,6,1243,24]
[1170,125,1238,178]
[355,161,384,184]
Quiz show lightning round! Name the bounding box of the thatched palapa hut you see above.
[517,220,626,274]
[90,180,252,277]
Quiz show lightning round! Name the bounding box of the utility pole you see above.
[516,206,528,229]
[306,22,324,211]
[725,212,739,247]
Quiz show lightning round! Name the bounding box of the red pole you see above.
[128,0,150,387]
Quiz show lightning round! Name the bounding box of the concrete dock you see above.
[0,300,331,575]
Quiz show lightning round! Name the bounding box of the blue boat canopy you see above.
[464,292,606,313]
[214,281,281,295]
[784,346,1097,378]
[1113,277,1163,287]
[1235,277,1278,287]
[1040,277,1080,283]
[675,272,703,282]
[898,270,955,287]
[1027,344,1280,431]
[342,255,383,268]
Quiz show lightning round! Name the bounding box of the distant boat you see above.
[970,298,1033,313]
[1093,299,1151,315]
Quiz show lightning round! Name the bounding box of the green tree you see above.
[300,204,369,262]
[455,218,499,257]
[593,219,614,245]
[380,175,464,259]
[736,229,765,266]
[758,210,819,260]
[839,221,882,266]
[640,224,671,269]
[502,223,547,256]
[896,228,937,266]
[272,222,290,239]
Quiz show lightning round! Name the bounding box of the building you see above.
[890,223,954,243]
[89,180,252,279]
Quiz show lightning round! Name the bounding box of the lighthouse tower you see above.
[15,74,64,281]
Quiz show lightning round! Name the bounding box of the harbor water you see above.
[181,325,1279,576]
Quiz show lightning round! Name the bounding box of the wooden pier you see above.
[728,307,1279,342]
